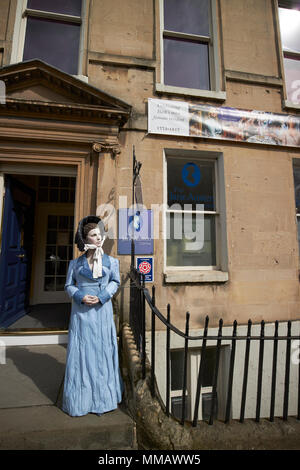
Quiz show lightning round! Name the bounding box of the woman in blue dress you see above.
[62,215,123,417]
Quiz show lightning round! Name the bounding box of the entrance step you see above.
[0,404,136,450]
[0,343,136,449]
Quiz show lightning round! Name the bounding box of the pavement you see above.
[0,343,136,450]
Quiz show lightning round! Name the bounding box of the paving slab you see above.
[0,404,135,450]
[0,344,136,450]
[0,344,66,408]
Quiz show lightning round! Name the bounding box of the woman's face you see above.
[85,227,102,246]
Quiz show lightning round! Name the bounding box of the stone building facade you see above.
[0,0,299,421]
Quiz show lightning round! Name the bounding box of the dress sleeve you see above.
[64,259,85,306]
[98,258,120,305]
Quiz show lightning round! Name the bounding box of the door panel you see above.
[0,176,36,327]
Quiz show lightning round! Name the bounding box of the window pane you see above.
[202,347,217,387]
[164,37,210,90]
[50,176,59,187]
[279,7,300,53]
[59,216,69,230]
[44,276,55,291]
[45,261,55,275]
[171,350,184,390]
[164,0,210,36]
[57,246,68,260]
[61,177,70,188]
[50,189,58,202]
[202,392,218,421]
[47,215,57,229]
[167,213,216,267]
[38,187,48,201]
[47,230,57,244]
[23,17,80,75]
[39,175,48,186]
[171,396,189,421]
[55,277,66,291]
[57,261,67,276]
[27,0,82,16]
[46,246,56,259]
[167,158,215,210]
[294,165,300,215]
[283,57,300,104]
[60,189,69,202]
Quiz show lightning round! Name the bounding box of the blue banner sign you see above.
[118,209,153,255]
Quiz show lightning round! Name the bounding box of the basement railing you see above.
[129,266,300,426]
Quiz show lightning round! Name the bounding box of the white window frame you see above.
[10,0,87,79]
[188,348,218,422]
[156,0,226,101]
[171,346,226,422]
[277,0,300,109]
[163,149,228,283]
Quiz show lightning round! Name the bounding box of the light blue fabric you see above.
[62,253,123,417]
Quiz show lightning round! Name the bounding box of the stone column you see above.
[92,140,121,254]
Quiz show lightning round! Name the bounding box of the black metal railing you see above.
[129,266,300,426]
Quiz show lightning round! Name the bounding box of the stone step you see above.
[0,404,137,450]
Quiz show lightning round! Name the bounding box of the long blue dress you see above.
[62,253,123,417]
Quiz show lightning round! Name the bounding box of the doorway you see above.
[0,170,76,331]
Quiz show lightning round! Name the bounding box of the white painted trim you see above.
[77,0,87,77]
[163,149,167,274]
[10,0,27,64]
[73,74,89,83]
[159,0,164,85]
[25,9,81,23]
[0,333,68,346]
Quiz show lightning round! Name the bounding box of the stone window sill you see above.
[155,83,226,101]
[164,270,229,283]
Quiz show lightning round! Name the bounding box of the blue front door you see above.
[0,176,36,328]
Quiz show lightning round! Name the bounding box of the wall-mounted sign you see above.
[118,209,153,255]
[148,98,300,148]
[136,257,154,283]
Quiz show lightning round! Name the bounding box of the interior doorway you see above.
[0,170,76,331]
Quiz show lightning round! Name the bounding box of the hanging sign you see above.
[148,98,300,148]
[118,209,153,255]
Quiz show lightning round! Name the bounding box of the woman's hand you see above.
[82,295,100,306]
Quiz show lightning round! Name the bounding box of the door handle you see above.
[16,254,25,258]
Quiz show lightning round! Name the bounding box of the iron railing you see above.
[129,267,300,426]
